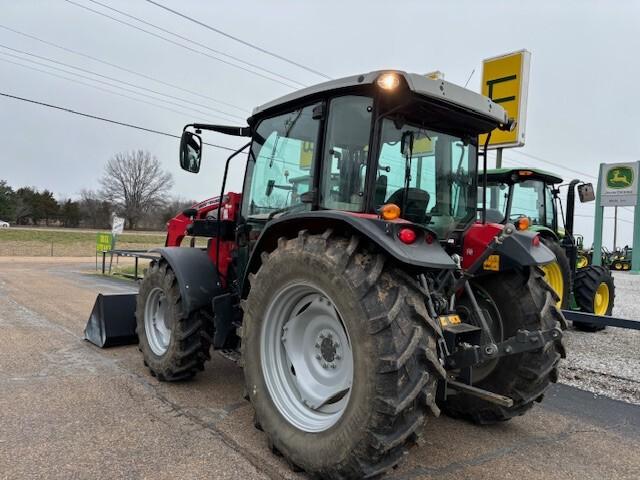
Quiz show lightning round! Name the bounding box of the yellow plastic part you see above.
[576,255,588,269]
[594,282,610,316]
[541,261,564,308]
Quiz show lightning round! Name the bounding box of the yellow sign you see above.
[299,141,314,170]
[96,233,113,252]
[479,50,530,149]
[483,254,500,271]
[412,135,434,156]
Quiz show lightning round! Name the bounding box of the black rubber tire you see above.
[572,265,615,332]
[441,268,566,424]
[540,238,572,309]
[241,230,442,479]
[612,261,623,271]
[136,259,213,381]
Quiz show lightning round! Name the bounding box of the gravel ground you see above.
[1,257,639,480]
[559,271,640,405]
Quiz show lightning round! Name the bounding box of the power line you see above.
[510,149,597,180]
[0,43,244,122]
[575,213,633,224]
[0,57,214,121]
[83,0,307,88]
[0,23,249,113]
[62,0,300,89]
[0,91,237,152]
[143,0,331,80]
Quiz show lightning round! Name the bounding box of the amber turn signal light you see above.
[516,216,530,231]
[380,203,401,220]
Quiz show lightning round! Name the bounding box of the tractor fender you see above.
[151,247,223,315]
[495,230,556,266]
[242,211,457,294]
[529,225,559,242]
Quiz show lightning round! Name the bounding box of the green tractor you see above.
[574,235,591,269]
[576,237,615,269]
[610,246,633,271]
[482,168,615,331]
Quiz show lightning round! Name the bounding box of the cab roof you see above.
[485,167,564,185]
[251,70,509,129]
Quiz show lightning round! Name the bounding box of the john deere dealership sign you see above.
[600,162,639,206]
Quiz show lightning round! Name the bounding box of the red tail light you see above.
[398,228,417,244]
[532,235,541,247]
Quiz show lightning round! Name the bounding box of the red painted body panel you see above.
[461,221,504,269]
[165,192,242,283]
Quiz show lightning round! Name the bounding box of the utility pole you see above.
[496,148,503,168]
[613,206,618,251]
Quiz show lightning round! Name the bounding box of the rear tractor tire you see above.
[241,231,442,478]
[136,259,213,381]
[442,268,566,424]
[572,265,615,332]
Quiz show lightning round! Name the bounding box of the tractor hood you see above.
[251,70,510,132]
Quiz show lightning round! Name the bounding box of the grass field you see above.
[0,227,167,256]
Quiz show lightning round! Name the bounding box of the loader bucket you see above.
[84,293,138,347]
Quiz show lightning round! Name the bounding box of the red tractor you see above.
[124,71,566,478]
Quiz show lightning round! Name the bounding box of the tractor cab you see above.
[481,168,563,239]
[179,71,517,273]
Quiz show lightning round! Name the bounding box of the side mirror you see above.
[578,183,595,203]
[180,131,202,173]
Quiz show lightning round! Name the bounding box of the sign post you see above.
[592,161,640,273]
[96,232,114,273]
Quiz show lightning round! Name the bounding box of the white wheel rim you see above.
[144,287,171,355]
[260,283,354,433]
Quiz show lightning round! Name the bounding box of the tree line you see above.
[0,150,194,230]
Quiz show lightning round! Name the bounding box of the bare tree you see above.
[99,150,173,229]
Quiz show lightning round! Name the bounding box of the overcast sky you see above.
[1,0,639,246]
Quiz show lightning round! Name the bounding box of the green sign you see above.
[606,166,634,189]
[96,233,113,252]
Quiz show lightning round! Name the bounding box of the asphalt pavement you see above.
[0,257,638,479]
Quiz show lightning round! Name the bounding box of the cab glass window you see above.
[320,96,373,211]
[544,185,555,228]
[511,180,544,224]
[375,119,477,239]
[242,104,321,219]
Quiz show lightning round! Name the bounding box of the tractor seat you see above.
[387,188,430,224]
[484,208,504,223]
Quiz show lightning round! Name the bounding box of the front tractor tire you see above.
[572,265,615,332]
[241,231,442,478]
[136,259,213,381]
[443,268,566,424]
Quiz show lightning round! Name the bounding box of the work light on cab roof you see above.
[376,72,401,90]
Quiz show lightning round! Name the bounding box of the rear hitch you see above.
[437,323,562,407]
[444,326,563,370]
